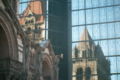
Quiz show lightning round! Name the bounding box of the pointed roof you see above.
[19,0,44,24]
[24,0,43,16]
[78,28,95,50]
[80,27,92,41]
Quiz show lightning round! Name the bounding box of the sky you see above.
[18,0,29,14]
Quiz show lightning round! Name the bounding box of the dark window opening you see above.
[76,68,83,80]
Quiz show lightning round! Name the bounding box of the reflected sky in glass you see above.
[72,0,120,79]
[18,0,30,14]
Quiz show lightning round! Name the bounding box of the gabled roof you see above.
[23,0,43,16]
[19,0,44,25]
[80,27,92,41]
[78,28,95,50]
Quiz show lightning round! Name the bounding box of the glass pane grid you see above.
[18,0,48,41]
[72,0,120,80]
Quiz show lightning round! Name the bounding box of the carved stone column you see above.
[34,44,44,80]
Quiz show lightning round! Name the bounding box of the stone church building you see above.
[0,0,61,80]
[72,28,111,80]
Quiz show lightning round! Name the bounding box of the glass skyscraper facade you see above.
[72,0,120,80]
[17,0,120,80]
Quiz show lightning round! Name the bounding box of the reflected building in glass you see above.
[72,28,111,80]
[19,0,46,43]
[72,0,120,80]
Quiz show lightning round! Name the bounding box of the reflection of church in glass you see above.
[72,28,111,80]
[19,0,45,43]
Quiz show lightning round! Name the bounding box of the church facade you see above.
[72,28,111,80]
[0,0,61,80]
[26,40,62,80]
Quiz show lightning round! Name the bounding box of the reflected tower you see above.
[72,28,111,80]
[19,0,45,43]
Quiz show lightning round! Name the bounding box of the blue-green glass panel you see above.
[86,10,92,24]
[72,11,79,25]
[86,0,92,8]
[79,10,85,25]
[93,9,99,23]
[100,8,107,22]
[92,0,99,7]
[107,7,114,22]
[72,0,79,10]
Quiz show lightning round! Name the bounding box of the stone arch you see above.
[76,67,83,80]
[42,61,52,80]
[0,8,21,80]
[0,9,18,59]
[42,54,54,80]
[0,25,9,58]
[85,67,91,80]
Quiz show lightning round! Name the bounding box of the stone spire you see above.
[78,27,95,50]
[80,27,92,41]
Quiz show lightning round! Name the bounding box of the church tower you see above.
[72,28,111,80]
[19,0,45,43]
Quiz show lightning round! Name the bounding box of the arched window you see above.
[42,61,52,80]
[76,68,83,80]
[82,51,86,58]
[75,46,79,58]
[85,67,91,80]
[88,49,92,58]
[0,25,9,59]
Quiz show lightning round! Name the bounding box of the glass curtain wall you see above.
[72,0,120,80]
